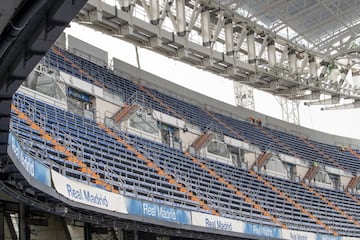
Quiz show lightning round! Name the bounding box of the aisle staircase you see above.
[98,123,219,215]
[11,104,117,193]
[185,152,287,229]
[249,170,338,236]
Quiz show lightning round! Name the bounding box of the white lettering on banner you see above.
[282,229,317,240]
[205,218,233,231]
[52,170,127,214]
[191,212,242,233]
[159,206,176,221]
[143,203,156,217]
[66,184,109,207]
[142,203,178,221]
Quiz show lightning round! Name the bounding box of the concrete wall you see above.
[179,130,199,151]
[67,224,83,240]
[29,216,68,240]
[297,165,309,179]
[68,35,108,66]
[55,32,66,49]
[244,152,256,167]
[95,97,121,123]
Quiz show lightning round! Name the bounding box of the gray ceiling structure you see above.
[76,0,360,110]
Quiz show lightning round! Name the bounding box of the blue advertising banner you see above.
[316,235,341,240]
[244,222,282,238]
[8,133,51,186]
[126,199,191,224]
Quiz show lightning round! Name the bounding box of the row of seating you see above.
[11,92,360,236]
[11,94,199,211]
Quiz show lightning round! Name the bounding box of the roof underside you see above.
[217,0,360,55]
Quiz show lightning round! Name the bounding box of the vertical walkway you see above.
[300,137,346,170]
[203,109,338,235]
[51,47,103,87]
[184,152,287,229]
[255,125,302,160]
[345,192,360,206]
[302,183,360,227]
[98,123,219,215]
[11,105,117,193]
[137,85,188,123]
[345,147,360,164]
[205,110,248,143]
[250,170,338,236]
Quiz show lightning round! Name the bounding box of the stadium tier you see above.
[7,45,360,239]
[44,46,360,174]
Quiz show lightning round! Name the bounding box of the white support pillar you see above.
[150,0,160,24]
[267,38,276,67]
[234,27,247,52]
[224,18,234,55]
[201,6,211,46]
[210,12,225,48]
[299,52,309,74]
[257,35,268,60]
[117,0,131,12]
[247,28,256,64]
[176,0,186,36]
[279,48,289,66]
[288,48,297,74]
[319,60,329,79]
[338,68,349,86]
[309,56,317,79]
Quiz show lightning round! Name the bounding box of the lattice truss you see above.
[76,0,360,109]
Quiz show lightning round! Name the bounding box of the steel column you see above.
[176,0,186,36]
[201,6,211,46]
[309,56,317,79]
[246,29,256,63]
[267,39,276,67]
[150,0,159,24]
[288,48,297,74]
[224,18,234,55]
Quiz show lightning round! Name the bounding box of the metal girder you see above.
[176,0,186,36]
[224,19,233,55]
[201,6,211,46]
[304,96,340,106]
[321,100,360,110]
[276,96,300,125]
[210,11,225,49]
[77,0,360,109]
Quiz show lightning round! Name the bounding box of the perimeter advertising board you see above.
[8,133,51,186]
[52,170,127,214]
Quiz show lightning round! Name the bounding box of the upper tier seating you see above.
[44,47,358,175]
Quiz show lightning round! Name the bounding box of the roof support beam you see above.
[77,0,360,106]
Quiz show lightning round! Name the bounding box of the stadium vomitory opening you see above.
[2,0,360,239]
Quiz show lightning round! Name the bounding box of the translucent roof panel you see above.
[216,0,360,54]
